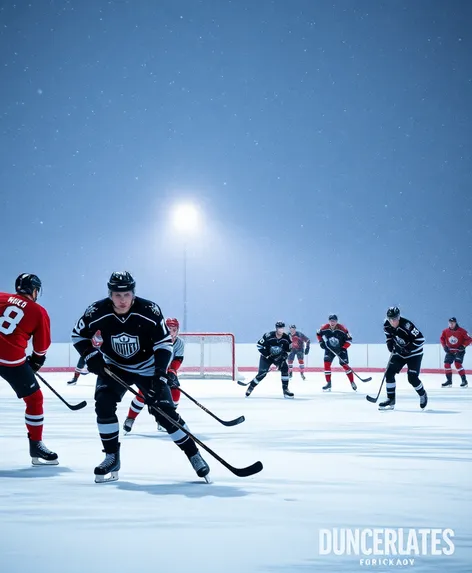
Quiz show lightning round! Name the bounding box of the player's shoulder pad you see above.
[282,333,291,341]
[337,324,349,333]
[319,323,330,331]
[400,317,413,330]
[135,297,163,317]
[84,298,109,318]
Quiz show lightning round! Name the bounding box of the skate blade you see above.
[283,394,294,399]
[378,406,395,411]
[94,471,119,483]
[31,457,59,466]
[67,381,77,386]
[203,474,212,484]
[323,388,331,392]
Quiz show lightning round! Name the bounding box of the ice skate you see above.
[441,379,452,388]
[123,417,134,434]
[157,422,166,432]
[378,397,395,410]
[351,381,357,391]
[283,385,294,399]
[94,446,120,483]
[188,451,211,483]
[245,381,257,397]
[67,377,78,386]
[420,392,428,410]
[300,372,306,381]
[322,381,332,392]
[460,377,468,388]
[289,371,293,379]
[29,437,59,466]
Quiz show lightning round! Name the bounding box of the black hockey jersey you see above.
[257,331,291,360]
[316,323,352,351]
[384,317,424,358]
[71,297,172,377]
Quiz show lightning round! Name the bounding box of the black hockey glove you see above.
[395,345,409,356]
[167,369,180,389]
[443,346,449,353]
[319,340,326,350]
[84,350,106,376]
[146,370,169,406]
[272,354,287,368]
[26,352,46,373]
[387,341,395,353]
[305,345,310,356]
[458,345,466,352]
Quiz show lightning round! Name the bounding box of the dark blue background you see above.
[1,0,470,342]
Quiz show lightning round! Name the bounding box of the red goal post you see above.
[178,332,244,381]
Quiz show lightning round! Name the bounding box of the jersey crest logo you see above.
[448,336,458,345]
[111,333,140,358]
[84,304,97,317]
[395,336,406,346]
[405,322,411,330]
[270,345,283,356]
[328,337,340,347]
[150,303,161,316]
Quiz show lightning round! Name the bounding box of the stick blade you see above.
[365,395,378,403]
[231,460,263,478]
[221,415,245,427]
[360,376,372,383]
[68,400,88,411]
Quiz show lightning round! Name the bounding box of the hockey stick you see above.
[178,387,245,427]
[322,337,372,383]
[104,368,262,477]
[35,372,87,411]
[366,353,394,403]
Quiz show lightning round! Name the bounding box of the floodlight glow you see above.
[172,203,199,233]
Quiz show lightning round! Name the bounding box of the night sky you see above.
[1,0,471,343]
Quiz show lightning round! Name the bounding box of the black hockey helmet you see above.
[275,321,285,329]
[107,271,136,293]
[448,317,457,323]
[386,306,400,319]
[328,314,338,321]
[15,273,42,296]
[289,324,297,329]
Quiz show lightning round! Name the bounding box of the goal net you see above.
[178,333,243,381]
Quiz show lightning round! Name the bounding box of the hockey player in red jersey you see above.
[288,325,310,380]
[316,315,357,392]
[440,317,471,388]
[123,317,184,433]
[0,274,58,465]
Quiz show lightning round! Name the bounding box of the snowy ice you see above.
[0,372,471,573]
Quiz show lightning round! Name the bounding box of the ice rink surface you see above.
[0,371,471,573]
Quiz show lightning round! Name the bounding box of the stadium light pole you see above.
[172,203,199,332]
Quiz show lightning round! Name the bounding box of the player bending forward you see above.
[316,315,357,392]
[288,325,310,380]
[440,317,471,388]
[124,317,184,432]
[242,321,293,399]
[380,306,427,410]
[0,274,58,465]
[72,272,209,483]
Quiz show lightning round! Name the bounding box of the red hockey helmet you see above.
[166,318,180,330]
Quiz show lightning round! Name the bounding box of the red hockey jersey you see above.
[0,292,51,366]
[440,326,472,351]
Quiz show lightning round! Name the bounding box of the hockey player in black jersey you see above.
[241,322,293,398]
[379,307,428,411]
[72,271,210,483]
